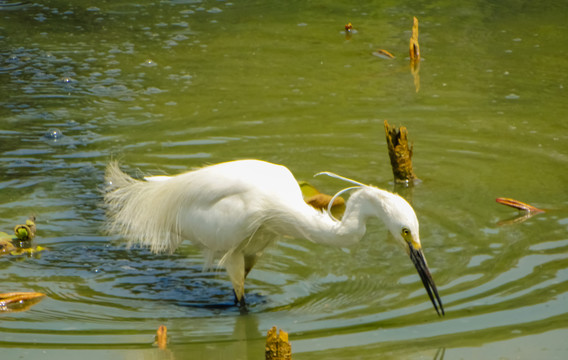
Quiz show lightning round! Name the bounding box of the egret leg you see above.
[244,254,260,279]
[233,289,247,308]
[224,252,246,306]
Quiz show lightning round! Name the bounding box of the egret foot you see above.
[233,290,248,313]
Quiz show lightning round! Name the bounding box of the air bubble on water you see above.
[142,59,157,67]
[45,128,63,139]
[144,87,166,95]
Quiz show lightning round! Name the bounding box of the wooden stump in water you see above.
[265,326,292,360]
[384,120,418,184]
[156,325,167,350]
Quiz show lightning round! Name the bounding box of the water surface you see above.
[1,0,567,359]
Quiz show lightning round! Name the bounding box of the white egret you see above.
[104,159,444,315]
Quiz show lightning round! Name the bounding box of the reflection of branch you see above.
[410,58,420,93]
[497,212,539,226]
[434,347,446,360]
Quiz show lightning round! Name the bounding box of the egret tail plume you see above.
[327,186,361,221]
[314,171,367,221]
[104,161,184,253]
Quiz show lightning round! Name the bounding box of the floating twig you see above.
[409,16,420,92]
[409,16,420,60]
[372,49,395,59]
[496,198,544,213]
[0,292,46,313]
[496,197,545,225]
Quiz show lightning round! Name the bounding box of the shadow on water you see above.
[28,242,269,314]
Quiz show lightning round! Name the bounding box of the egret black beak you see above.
[409,244,444,316]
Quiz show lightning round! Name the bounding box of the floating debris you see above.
[344,22,357,40]
[372,49,395,59]
[14,216,37,241]
[0,292,46,313]
[0,216,45,257]
[0,239,16,254]
[496,197,544,225]
[496,198,544,213]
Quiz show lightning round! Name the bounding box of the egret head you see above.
[315,171,444,316]
[376,190,444,316]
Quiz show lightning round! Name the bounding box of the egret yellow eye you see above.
[402,227,411,237]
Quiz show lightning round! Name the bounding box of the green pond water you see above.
[1,0,567,359]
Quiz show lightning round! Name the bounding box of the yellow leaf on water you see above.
[10,246,46,256]
[0,239,16,255]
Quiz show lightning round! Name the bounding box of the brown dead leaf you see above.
[305,193,345,210]
[300,182,346,218]
[0,292,46,313]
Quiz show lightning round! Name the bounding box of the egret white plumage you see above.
[104,159,444,315]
